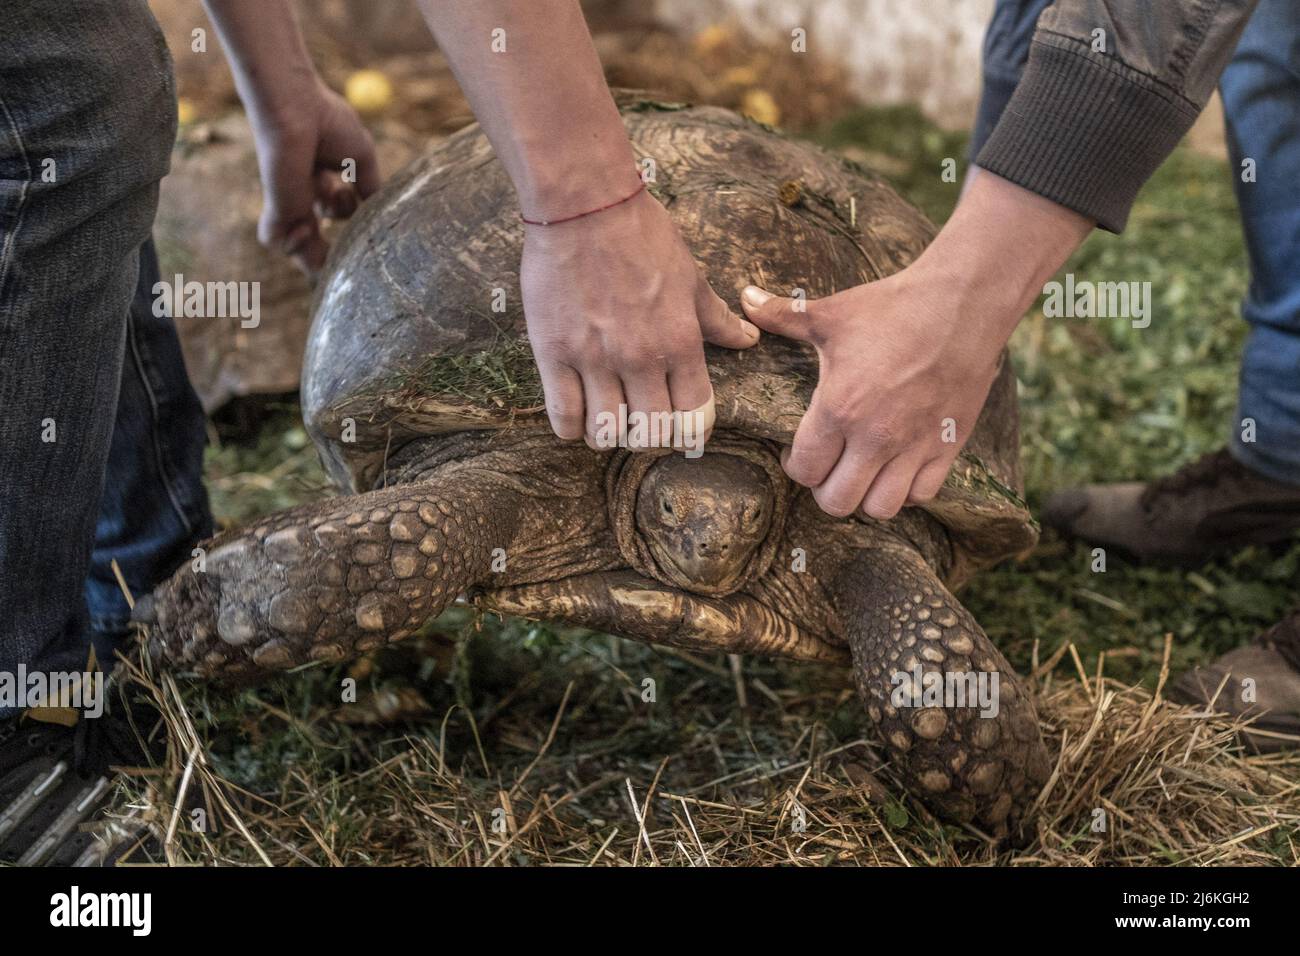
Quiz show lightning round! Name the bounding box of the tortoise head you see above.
[608,439,791,598]
[635,455,773,593]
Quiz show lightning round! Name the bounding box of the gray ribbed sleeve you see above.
[974,35,1199,233]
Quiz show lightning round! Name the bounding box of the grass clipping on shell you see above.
[383,336,545,415]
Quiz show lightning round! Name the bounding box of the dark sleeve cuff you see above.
[974,35,1200,232]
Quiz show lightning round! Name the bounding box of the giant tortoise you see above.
[139,102,1052,838]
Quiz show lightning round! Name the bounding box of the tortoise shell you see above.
[303,102,1036,580]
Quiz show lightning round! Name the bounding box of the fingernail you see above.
[742,286,771,308]
[740,319,761,339]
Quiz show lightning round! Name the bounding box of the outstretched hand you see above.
[740,170,1094,521]
[739,267,1005,520]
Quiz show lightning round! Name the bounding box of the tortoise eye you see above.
[660,496,677,524]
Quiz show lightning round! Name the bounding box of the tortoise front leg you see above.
[833,538,1051,840]
[139,473,541,681]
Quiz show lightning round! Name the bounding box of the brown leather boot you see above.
[1169,610,1300,753]
[1042,449,1300,563]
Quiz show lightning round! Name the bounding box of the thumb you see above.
[740,286,814,341]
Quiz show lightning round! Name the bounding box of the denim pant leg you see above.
[0,0,178,682]
[970,0,1055,161]
[1222,0,1300,485]
[85,239,213,656]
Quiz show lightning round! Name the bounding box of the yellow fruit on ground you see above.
[345,70,394,114]
[721,65,760,87]
[176,97,197,126]
[741,89,780,127]
[692,23,732,56]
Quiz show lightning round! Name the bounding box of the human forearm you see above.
[201,0,319,123]
[415,0,639,220]
[912,169,1093,348]
[412,1,756,450]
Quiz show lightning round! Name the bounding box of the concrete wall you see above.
[651,0,1226,155]
[654,0,995,128]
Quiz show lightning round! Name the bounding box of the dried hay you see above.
[108,632,1299,867]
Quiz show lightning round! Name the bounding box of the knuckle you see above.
[536,348,575,373]
[820,406,848,431]
[606,344,639,369]
[861,421,900,452]
[907,485,939,505]
[528,332,573,362]
[663,341,701,367]
[783,457,819,488]
[818,397,859,433]
[812,486,856,518]
[863,499,900,520]
[611,338,662,370]
[547,406,583,431]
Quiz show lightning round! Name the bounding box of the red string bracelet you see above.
[520,180,647,226]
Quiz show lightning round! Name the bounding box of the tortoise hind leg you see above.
[833,538,1051,841]
[138,473,532,681]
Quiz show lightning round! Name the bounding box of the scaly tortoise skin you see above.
[139,102,1051,840]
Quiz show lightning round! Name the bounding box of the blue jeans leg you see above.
[85,239,213,658]
[1222,0,1300,485]
[0,0,197,689]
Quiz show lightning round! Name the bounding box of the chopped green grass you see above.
[204,404,330,527]
[382,334,544,411]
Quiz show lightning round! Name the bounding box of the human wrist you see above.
[241,64,325,133]
[914,169,1093,337]
[203,0,320,128]
[514,136,642,224]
